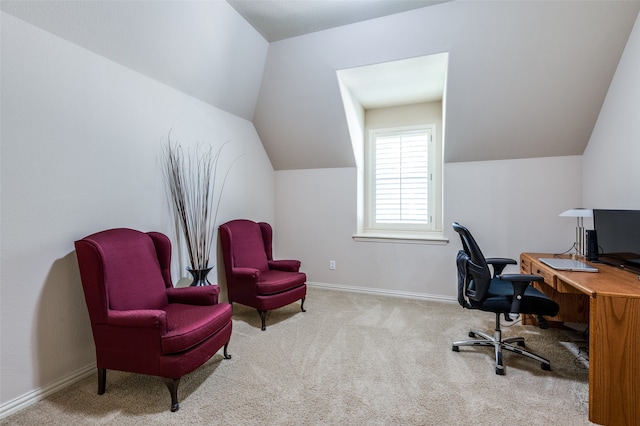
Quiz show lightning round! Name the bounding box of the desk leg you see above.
[589,295,640,426]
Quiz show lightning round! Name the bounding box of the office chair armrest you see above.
[498,274,544,283]
[498,274,544,316]
[486,257,517,276]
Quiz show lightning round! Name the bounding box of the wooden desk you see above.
[521,253,640,426]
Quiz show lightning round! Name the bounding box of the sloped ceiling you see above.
[1,0,268,121]
[254,1,640,169]
[4,1,639,171]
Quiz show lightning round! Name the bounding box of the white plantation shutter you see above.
[369,127,434,229]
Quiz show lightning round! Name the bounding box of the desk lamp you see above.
[559,208,593,258]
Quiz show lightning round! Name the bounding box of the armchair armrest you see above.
[232,267,262,279]
[167,286,219,305]
[498,274,544,316]
[108,309,168,334]
[268,260,301,272]
[486,257,517,276]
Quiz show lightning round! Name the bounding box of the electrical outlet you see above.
[329,260,336,270]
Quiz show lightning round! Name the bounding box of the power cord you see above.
[501,317,522,327]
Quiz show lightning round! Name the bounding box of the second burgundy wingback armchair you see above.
[75,228,233,412]
[219,219,307,330]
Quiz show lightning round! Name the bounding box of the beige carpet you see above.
[1,287,592,425]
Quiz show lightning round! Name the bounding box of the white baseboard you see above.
[0,363,96,420]
[307,281,457,303]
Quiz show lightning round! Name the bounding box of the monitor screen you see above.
[593,209,640,273]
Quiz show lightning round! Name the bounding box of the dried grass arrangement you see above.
[162,136,238,275]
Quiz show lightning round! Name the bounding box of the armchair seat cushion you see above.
[255,270,306,295]
[161,303,232,354]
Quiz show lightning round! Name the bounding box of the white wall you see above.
[583,12,640,209]
[275,156,583,299]
[0,12,274,410]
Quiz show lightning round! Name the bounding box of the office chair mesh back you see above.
[454,223,492,303]
[456,250,490,307]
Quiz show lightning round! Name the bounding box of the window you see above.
[371,127,431,226]
[364,124,441,236]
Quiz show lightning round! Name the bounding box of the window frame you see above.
[361,123,443,240]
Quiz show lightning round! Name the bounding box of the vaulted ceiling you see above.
[4,0,640,170]
[251,1,640,169]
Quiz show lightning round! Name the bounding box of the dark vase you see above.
[187,266,213,286]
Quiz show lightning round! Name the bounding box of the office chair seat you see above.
[477,278,559,315]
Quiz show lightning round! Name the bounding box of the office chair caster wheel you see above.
[452,345,459,352]
[495,366,505,375]
[517,341,525,347]
[541,363,551,371]
[468,331,476,338]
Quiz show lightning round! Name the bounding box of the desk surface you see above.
[523,253,640,298]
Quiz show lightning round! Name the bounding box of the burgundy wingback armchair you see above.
[219,219,306,330]
[74,228,233,412]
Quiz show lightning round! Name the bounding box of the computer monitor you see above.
[593,209,640,274]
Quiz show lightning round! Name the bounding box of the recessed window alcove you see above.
[336,52,449,243]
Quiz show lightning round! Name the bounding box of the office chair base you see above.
[452,314,552,375]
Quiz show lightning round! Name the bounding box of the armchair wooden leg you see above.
[223,342,232,359]
[301,297,306,312]
[97,368,106,395]
[162,377,181,412]
[257,310,267,331]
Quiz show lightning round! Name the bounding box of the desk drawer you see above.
[530,263,556,288]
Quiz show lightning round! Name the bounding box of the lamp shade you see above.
[559,208,593,218]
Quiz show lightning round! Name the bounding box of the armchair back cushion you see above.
[80,228,169,312]
[224,220,270,272]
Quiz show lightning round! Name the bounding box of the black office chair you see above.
[451,222,560,375]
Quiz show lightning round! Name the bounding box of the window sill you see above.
[352,232,449,245]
